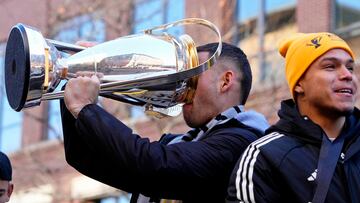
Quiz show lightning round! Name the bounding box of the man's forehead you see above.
[317,48,354,62]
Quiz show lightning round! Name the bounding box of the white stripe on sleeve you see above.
[235,132,284,203]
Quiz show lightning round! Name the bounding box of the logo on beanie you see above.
[307,36,322,48]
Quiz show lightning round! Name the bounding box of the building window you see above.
[333,0,360,38]
[235,0,296,87]
[48,14,106,140]
[130,0,184,119]
[133,0,184,34]
[235,0,296,41]
[0,43,22,152]
[237,0,296,23]
[47,98,63,140]
[52,14,106,43]
[335,0,360,34]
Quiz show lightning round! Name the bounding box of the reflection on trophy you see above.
[4,18,222,117]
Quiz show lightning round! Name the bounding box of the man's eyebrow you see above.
[321,57,354,63]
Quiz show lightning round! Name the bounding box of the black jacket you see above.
[227,99,360,203]
[60,102,267,203]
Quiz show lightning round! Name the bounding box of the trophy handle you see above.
[46,39,86,53]
[144,18,222,75]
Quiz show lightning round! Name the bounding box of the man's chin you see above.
[341,107,355,116]
[333,105,355,117]
[183,115,200,128]
[183,118,195,128]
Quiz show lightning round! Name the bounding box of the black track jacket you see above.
[60,102,267,203]
[227,99,360,203]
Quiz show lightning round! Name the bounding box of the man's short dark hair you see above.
[0,151,12,181]
[197,42,252,105]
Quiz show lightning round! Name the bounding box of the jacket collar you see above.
[267,99,360,148]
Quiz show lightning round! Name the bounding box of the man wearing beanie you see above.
[0,152,13,203]
[227,32,360,203]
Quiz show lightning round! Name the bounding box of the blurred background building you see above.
[0,0,359,202]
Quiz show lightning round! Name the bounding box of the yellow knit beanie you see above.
[278,32,355,98]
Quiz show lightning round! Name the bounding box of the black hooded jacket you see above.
[227,99,360,203]
[60,101,268,203]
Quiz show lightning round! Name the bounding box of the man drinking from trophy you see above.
[60,42,268,203]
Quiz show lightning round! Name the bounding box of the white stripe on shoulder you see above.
[235,132,284,203]
[235,133,282,200]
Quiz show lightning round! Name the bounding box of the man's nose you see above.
[339,65,353,81]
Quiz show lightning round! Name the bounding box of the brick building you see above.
[0,0,359,202]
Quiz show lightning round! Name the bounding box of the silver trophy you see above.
[4,18,221,117]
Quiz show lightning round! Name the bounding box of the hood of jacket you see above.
[267,99,360,148]
[235,109,269,134]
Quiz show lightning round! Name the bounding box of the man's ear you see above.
[294,82,304,94]
[220,70,235,93]
[7,183,13,200]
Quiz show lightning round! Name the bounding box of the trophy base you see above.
[5,24,30,111]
